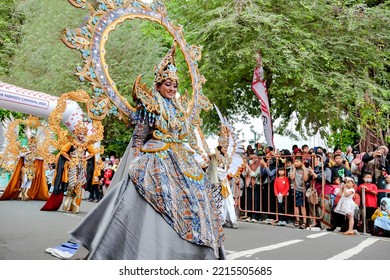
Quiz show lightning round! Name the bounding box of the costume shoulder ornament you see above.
[62,0,211,131]
[215,105,245,179]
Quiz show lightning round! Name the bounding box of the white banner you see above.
[0,81,88,135]
[251,64,274,149]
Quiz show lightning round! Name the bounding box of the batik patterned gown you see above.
[129,96,224,257]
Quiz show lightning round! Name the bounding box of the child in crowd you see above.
[290,157,309,229]
[334,177,356,235]
[274,166,290,226]
[358,172,378,233]
[330,177,341,208]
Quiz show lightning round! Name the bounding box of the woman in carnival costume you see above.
[0,116,50,201]
[41,120,97,213]
[206,106,245,230]
[69,43,225,260]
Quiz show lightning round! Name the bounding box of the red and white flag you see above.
[251,53,275,148]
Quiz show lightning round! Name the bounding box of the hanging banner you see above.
[251,54,275,149]
[0,81,86,134]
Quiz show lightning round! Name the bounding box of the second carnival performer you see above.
[68,43,225,259]
[40,121,96,213]
[0,116,50,201]
[207,144,239,229]
[206,105,245,230]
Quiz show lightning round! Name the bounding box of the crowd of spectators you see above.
[234,142,390,236]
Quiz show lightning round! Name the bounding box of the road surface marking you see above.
[327,238,378,260]
[227,239,303,260]
[307,232,330,239]
[63,213,82,219]
[225,250,237,254]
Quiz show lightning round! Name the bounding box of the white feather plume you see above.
[214,104,245,179]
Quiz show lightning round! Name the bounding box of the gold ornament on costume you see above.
[154,42,179,85]
[28,136,37,148]
[218,126,229,149]
[132,75,160,115]
[74,120,89,137]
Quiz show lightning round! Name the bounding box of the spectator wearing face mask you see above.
[358,172,378,233]
[361,146,389,202]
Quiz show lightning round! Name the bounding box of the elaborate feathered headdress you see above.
[154,42,178,85]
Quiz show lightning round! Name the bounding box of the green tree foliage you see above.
[0,0,24,76]
[167,0,390,149]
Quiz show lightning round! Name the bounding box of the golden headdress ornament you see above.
[218,126,229,148]
[74,120,89,136]
[25,126,38,147]
[154,42,179,85]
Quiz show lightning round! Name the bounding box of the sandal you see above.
[299,224,306,229]
[294,221,300,227]
[342,231,355,235]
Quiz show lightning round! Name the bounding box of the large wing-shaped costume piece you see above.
[1,114,19,171]
[35,120,57,163]
[214,104,245,181]
[0,114,15,154]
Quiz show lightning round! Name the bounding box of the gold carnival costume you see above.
[68,42,225,259]
[40,89,103,213]
[61,123,95,213]
[56,0,226,260]
[0,115,53,201]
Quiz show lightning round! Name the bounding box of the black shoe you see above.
[326,227,336,232]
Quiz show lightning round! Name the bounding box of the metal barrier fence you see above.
[232,154,390,233]
[235,154,326,228]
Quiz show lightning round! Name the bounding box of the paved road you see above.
[0,199,389,260]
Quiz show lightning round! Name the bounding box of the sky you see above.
[206,116,329,153]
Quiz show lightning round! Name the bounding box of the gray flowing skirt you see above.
[69,143,226,260]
